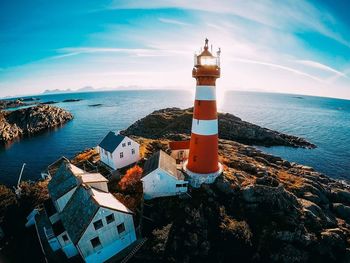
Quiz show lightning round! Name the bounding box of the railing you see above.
[121,238,148,263]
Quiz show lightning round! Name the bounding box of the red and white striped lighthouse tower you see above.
[184,39,222,187]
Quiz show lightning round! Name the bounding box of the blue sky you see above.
[0,0,349,99]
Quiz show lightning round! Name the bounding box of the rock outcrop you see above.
[0,99,26,110]
[131,138,350,263]
[123,107,316,148]
[0,105,73,143]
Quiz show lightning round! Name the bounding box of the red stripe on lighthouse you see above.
[193,100,217,120]
[186,133,219,174]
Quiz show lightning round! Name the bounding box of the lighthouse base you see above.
[183,161,223,188]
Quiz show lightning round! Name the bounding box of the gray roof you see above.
[60,185,99,244]
[143,150,184,180]
[59,185,133,244]
[48,161,80,201]
[98,131,125,152]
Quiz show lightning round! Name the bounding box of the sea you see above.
[0,90,349,186]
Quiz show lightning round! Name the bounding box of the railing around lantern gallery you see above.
[193,54,220,67]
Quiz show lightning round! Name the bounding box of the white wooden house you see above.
[30,159,136,263]
[141,150,188,200]
[98,131,140,170]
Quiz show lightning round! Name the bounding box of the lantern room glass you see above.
[200,56,217,66]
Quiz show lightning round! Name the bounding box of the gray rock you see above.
[332,203,350,223]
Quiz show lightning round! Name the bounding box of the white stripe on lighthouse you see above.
[191,119,218,135]
[195,86,216,101]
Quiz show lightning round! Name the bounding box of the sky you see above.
[0,0,349,99]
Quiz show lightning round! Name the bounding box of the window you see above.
[131,149,135,155]
[90,237,101,249]
[62,234,69,242]
[93,219,103,230]
[109,152,112,158]
[176,184,182,187]
[128,141,131,146]
[106,214,115,224]
[120,152,124,158]
[117,223,125,234]
[122,143,126,147]
[193,156,197,162]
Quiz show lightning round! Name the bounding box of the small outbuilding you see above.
[141,150,188,200]
[98,131,140,170]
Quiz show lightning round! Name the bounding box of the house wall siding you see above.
[112,138,140,169]
[77,207,136,263]
[57,231,79,258]
[99,137,140,170]
[142,168,188,200]
[98,146,116,170]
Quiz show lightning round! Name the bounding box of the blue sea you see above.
[0,90,349,185]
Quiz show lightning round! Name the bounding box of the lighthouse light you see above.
[200,55,217,66]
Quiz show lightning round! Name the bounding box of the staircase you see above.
[121,238,147,263]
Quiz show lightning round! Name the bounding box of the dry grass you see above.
[277,170,305,189]
[71,148,99,164]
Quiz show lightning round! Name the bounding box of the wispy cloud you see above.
[158,18,189,26]
[110,0,350,48]
[295,60,348,78]
[232,57,324,83]
[50,47,188,60]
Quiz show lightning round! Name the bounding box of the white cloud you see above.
[295,60,348,78]
[158,18,189,26]
[110,0,350,47]
[231,58,324,83]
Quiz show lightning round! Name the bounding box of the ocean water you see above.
[0,90,349,185]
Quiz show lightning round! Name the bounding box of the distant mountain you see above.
[42,89,72,94]
[42,87,96,95]
[76,86,95,92]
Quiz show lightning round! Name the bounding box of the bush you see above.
[118,165,143,192]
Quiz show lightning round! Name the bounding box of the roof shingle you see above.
[143,150,184,180]
[98,131,125,153]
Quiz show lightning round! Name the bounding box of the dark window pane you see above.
[90,237,101,248]
[106,214,115,224]
[117,223,125,234]
[93,219,103,230]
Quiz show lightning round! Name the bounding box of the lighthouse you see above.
[184,39,223,188]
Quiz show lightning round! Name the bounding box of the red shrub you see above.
[118,165,143,192]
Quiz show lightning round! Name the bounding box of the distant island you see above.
[42,86,95,95]
[0,105,73,143]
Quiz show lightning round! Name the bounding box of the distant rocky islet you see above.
[0,104,73,143]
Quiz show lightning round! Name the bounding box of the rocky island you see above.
[0,104,73,143]
[0,108,349,263]
[123,107,316,148]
